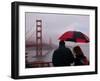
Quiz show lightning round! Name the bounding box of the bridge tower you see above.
[36,20,42,56]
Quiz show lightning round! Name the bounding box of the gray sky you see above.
[25,12,89,45]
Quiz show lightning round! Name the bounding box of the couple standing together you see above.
[52,41,89,66]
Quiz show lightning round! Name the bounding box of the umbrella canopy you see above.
[59,31,89,43]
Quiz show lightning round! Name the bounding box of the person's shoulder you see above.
[54,48,59,52]
[65,47,71,50]
[65,47,72,53]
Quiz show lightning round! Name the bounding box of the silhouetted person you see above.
[52,41,74,66]
[73,46,89,66]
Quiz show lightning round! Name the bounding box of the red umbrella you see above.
[59,31,89,43]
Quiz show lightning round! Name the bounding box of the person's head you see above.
[59,40,65,47]
[73,46,84,57]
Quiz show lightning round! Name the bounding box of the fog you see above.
[25,12,89,45]
[25,12,90,64]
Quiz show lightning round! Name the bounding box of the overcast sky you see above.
[25,12,89,45]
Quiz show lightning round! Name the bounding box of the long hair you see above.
[73,46,84,57]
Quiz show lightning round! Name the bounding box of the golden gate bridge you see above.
[25,19,55,68]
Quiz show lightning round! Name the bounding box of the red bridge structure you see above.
[25,19,54,68]
[36,20,42,56]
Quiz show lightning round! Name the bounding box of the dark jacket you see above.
[74,55,89,66]
[52,46,74,66]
